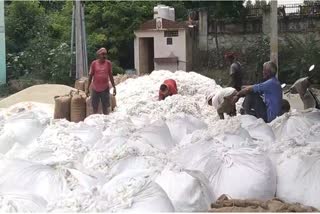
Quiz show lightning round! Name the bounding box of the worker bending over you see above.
[206,87,237,120]
[159,79,178,100]
[234,61,282,123]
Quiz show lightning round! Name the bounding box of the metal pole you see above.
[81,2,88,77]
[75,0,83,79]
[70,4,75,77]
[0,0,6,85]
[270,0,278,75]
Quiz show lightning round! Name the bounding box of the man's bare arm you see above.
[237,85,254,97]
[87,74,93,95]
[109,72,116,95]
[109,73,115,89]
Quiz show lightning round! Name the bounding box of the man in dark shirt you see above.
[225,52,243,91]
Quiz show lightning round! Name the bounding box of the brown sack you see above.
[70,90,87,122]
[84,78,89,95]
[54,94,71,120]
[74,77,89,92]
[209,194,318,212]
[86,96,103,117]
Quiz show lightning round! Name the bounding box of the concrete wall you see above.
[203,15,320,53]
[0,1,6,84]
[198,9,208,51]
[193,9,320,83]
[134,29,187,73]
[186,28,194,71]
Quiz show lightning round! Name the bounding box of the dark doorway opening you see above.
[139,37,154,74]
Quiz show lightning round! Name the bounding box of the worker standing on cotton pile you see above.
[159,79,178,100]
[206,87,237,120]
[87,47,116,115]
[225,52,243,91]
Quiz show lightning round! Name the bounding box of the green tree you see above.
[5,0,73,84]
[47,1,72,45]
[279,35,320,84]
[5,1,47,53]
[85,1,155,70]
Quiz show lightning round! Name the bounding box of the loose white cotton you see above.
[270,109,320,143]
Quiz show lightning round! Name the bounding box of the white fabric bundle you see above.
[276,149,320,209]
[155,165,214,212]
[0,192,47,212]
[0,158,69,202]
[240,115,275,143]
[174,146,276,200]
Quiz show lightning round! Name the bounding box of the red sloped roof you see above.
[138,18,187,30]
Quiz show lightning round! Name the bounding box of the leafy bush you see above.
[7,42,72,85]
[279,34,320,84]
[0,84,10,97]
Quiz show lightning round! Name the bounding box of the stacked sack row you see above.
[53,78,116,122]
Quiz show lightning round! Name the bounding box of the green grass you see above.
[0,84,10,98]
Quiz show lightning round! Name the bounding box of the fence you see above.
[246,3,320,18]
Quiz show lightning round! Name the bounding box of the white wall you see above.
[134,29,187,73]
[134,37,139,74]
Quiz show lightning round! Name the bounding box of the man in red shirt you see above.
[87,47,116,115]
[159,79,178,100]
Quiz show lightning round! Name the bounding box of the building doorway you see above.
[139,37,154,74]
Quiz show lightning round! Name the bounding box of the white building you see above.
[134,5,194,74]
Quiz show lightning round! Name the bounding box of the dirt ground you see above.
[0,84,75,108]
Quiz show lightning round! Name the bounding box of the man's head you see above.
[225,52,235,65]
[160,84,169,98]
[97,48,107,60]
[263,61,277,80]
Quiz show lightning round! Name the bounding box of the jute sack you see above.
[209,194,318,212]
[54,94,71,120]
[74,77,89,93]
[84,78,89,95]
[86,96,103,117]
[70,90,87,122]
